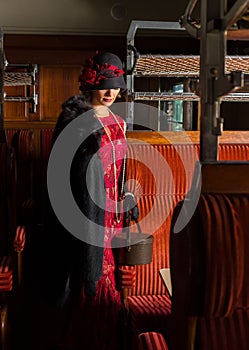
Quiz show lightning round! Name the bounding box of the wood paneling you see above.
[3,34,126,124]
[4,64,82,122]
[39,65,81,121]
[4,86,29,121]
[4,34,126,64]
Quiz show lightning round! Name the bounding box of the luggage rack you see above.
[3,64,38,113]
[134,91,249,102]
[126,19,249,128]
[132,54,249,102]
[132,54,249,77]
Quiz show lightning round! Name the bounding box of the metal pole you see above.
[199,0,246,162]
[126,20,184,129]
[0,27,7,144]
[199,0,227,162]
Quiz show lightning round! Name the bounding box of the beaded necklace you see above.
[95,108,126,224]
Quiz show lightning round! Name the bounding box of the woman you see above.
[45,51,132,350]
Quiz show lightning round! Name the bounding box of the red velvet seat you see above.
[0,255,13,350]
[40,128,54,218]
[40,128,54,163]
[13,225,26,288]
[127,294,171,349]
[0,142,16,255]
[6,129,35,225]
[0,256,13,292]
[123,139,249,350]
[139,332,169,350]
[169,163,249,350]
[17,129,35,223]
[123,142,200,349]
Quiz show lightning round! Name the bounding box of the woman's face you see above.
[91,88,120,108]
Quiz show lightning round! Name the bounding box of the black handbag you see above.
[113,214,154,266]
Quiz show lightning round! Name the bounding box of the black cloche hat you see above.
[79,52,126,91]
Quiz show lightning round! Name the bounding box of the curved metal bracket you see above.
[180,0,201,38]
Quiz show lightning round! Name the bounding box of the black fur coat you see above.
[43,95,125,301]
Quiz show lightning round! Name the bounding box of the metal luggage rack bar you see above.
[3,64,38,112]
[3,93,38,112]
[4,64,37,86]
[4,94,38,113]
[134,91,249,102]
[4,96,35,102]
[4,72,33,86]
[133,54,249,77]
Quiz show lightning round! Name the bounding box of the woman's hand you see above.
[123,192,139,220]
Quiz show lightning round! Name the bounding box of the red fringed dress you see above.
[58,113,127,350]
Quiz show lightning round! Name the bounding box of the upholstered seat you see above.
[127,294,172,349]
[123,141,249,350]
[6,129,35,225]
[168,163,249,350]
[139,332,169,350]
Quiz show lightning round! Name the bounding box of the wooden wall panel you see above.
[39,65,81,121]
[4,35,126,65]
[3,34,126,124]
[4,86,29,121]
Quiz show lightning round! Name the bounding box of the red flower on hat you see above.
[79,58,124,88]
[79,68,97,86]
[78,57,97,87]
[96,63,124,84]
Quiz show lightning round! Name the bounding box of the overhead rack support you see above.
[126,2,249,136]
[183,0,249,162]
[126,20,184,126]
